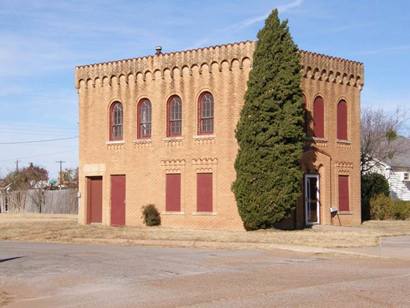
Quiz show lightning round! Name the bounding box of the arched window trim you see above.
[137,98,152,139]
[109,101,123,141]
[337,99,348,141]
[167,95,182,137]
[313,96,325,139]
[198,91,214,135]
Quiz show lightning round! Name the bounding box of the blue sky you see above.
[0,0,409,179]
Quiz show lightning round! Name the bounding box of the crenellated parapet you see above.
[300,50,364,89]
[75,40,364,90]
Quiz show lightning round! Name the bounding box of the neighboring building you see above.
[75,40,364,230]
[369,137,410,201]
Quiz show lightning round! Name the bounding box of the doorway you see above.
[87,177,103,224]
[305,174,320,225]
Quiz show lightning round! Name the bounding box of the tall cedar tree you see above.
[232,10,305,230]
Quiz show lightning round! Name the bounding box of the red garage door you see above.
[111,175,126,226]
[166,174,181,212]
[87,177,102,224]
[197,173,213,212]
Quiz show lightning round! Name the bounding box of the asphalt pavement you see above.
[0,239,409,307]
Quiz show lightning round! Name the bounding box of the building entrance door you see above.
[87,176,102,224]
[305,174,320,225]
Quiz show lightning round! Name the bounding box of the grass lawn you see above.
[0,213,409,249]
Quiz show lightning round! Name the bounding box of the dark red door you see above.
[87,177,102,224]
[111,175,126,226]
[197,173,212,212]
[166,174,181,212]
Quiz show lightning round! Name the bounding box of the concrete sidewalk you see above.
[340,236,410,260]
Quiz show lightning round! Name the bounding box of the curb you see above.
[71,238,386,259]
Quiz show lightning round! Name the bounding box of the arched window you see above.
[110,101,123,141]
[137,99,152,139]
[167,95,182,137]
[313,96,324,138]
[198,92,214,135]
[337,100,348,140]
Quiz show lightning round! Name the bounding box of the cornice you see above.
[75,40,364,90]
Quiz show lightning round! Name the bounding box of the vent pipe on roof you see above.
[155,46,162,55]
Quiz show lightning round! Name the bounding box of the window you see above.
[404,173,409,181]
[197,173,213,212]
[110,101,123,141]
[338,175,349,211]
[198,92,214,135]
[337,100,348,140]
[165,174,181,212]
[167,96,182,137]
[313,96,324,138]
[137,99,152,139]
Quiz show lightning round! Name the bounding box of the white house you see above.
[370,137,410,201]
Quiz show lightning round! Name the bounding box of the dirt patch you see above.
[0,214,409,249]
[0,291,12,307]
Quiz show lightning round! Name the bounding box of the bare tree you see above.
[361,107,409,174]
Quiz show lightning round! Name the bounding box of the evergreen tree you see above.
[232,9,305,230]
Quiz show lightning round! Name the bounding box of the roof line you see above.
[76,39,363,69]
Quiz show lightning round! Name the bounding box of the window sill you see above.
[133,139,152,144]
[193,135,216,140]
[312,137,328,143]
[338,211,352,215]
[163,137,184,142]
[336,140,351,145]
[162,211,185,215]
[192,211,217,216]
[106,140,125,145]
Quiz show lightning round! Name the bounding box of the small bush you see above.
[391,200,410,220]
[361,173,390,221]
[369,194,393,220]
[141,204,161,226]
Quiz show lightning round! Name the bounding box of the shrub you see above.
[369,194,393,220]
[391,200,410,220]
[361,173,390,221]
[141,204,161,226]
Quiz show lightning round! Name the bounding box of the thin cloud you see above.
[191,0,304,48]
[319,22,377,34]
[232,0,304,30]
[356,45,410,55]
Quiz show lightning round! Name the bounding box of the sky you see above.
[0,0,409,179]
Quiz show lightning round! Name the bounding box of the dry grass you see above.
[0,291,12,307]
[0,214,409,249]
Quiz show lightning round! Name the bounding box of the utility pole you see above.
[15,160,19,172]
[56,160,66,187]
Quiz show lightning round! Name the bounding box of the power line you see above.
[0,149,77,163]
[0,136,78,145]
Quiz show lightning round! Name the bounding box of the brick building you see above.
[75,40,364,230]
